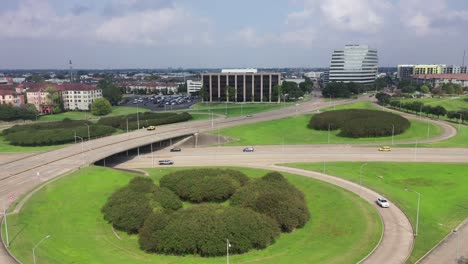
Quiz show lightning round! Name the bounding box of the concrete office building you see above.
[201,69,282,102]
[397,64,467,80]
[186,80,202,94]
[327,44,378,84]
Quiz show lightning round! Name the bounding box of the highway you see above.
[0,97,465,263]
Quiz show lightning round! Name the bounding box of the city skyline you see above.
[1,0,468,69]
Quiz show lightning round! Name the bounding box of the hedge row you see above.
[101,177,182,233]
[4,125,116,146]
[139,205,280,256]
[98,112,192,130]
[160,169,249,203]
[230,172,310,232]
[3,118,91,135]
[309,109,410,138]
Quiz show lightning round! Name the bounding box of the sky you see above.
[1,0,468,69]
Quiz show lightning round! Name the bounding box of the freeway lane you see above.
[0,97,460,264]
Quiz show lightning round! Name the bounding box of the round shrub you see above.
[138,205,280,256]
[309,109,410,138]
[231,172,310,232]
[160,169,249,203]
[102,177,182,233]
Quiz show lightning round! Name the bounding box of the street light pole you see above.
[328,124,331,144]
[74,136,84,167]
[391,124,395,145]
[137,103,140,130]
[405,189,420,236]
[359,163,368,192]
[33,235,51,264]
[226,239,231,264]
[85,124,90,141]
[3,199,9,247]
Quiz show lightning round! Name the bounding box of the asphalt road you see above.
[0,97,465,264]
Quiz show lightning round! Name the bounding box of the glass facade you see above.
[328,45,378,84]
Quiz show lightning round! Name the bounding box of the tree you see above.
[226,86,235,102]
[45,86,62,113]
[375,92,391,105]
[401,85,416,93]
[322,82,351,98]
[420,85,430,94]
[91,98,112,116]
[199,85,208,102]
[272,84,282,103]
[177,83,187,94]
[299,78,313,93]
[98,78,122,105]
[431,105,447,117]
[453,84,464,95]
[374,77,387,90]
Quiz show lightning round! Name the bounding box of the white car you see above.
[243,147,254,152]
[377,198,390,208]
[158,160,174,165]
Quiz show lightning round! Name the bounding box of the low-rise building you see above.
[186,80,202,94]
[0,90,24,106]
[410,74,468,87]
[26,83,102,113]
[123,82,178,94]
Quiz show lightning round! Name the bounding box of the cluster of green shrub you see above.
[389,100,468,122]
[0,104,37,121]
[101,170,311,257]
[3,119,116,146]
[98,112,192,130]
[101,177,182,233]
[160,169,249,202]
[309,109,410,138]
[139,204,280,256]
[231,172,310,232]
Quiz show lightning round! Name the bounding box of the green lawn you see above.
[189,102,290,117]
[398,124,468,148]
[39,106,150,121]
[285,162,468,263]
[217,102,444,146]
[3,166,381,264]
[399,96,468,112]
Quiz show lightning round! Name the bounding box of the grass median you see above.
[216,102,443,146]
[3,166,381,264]
[284,162,468,263]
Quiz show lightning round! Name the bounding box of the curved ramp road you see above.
[0,97,463,264]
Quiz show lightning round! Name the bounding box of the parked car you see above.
[170,147,181,152]
[147,126,156,131]
[246,114,252,117]
[243,147,254,152]
[378,146,391,152]
[158,160,174,165]
[377,198,390,208]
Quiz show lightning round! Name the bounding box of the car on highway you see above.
[377,198,390,208]
[170,147,181,152]
[378,146,391,152]
[246,114,252,117]
[147,126,156,131]
[158,160,174,165]
[243,147,254,152]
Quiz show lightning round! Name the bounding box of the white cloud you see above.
[0,0,213,46]
[229,27,274,47]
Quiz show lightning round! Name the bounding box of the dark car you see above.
[170,147,181,152]
[158,160,174,165]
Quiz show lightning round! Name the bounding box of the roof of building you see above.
[26,83,99,92]
[221,69,258,73]
[0,84,17,90]
[0,90,18,96]
[122,82,177,87]
[411,74,468,81]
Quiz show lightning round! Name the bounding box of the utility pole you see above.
[3,199,9,247]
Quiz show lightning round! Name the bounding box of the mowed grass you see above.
[399,96,468,112]
[398,124,468,148]
[285,162,468,263]
[3,166,381,264]
[217,101,444,146]
[189,102,289,117]
[39,106,150,121]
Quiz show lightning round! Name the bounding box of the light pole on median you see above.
[33,235,51,264]
[74,136,84,166]
[359,163,368,192]
[391,123,395,145]
[137,103,140,130]
[405,188,420,236]
[85,124,90,142]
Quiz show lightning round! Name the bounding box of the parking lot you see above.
[120,95,200,111]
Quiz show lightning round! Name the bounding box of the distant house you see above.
[410,74,468,87]
[25,83,102,113]
[0,90,24,106]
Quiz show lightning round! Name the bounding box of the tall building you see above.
[327,44,378,84]
[201,69,281,102]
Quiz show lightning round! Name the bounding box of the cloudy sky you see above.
[1,0,468,69]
